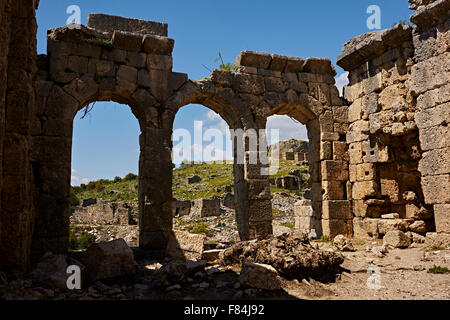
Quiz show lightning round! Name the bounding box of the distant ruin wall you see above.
[337,0,449,238]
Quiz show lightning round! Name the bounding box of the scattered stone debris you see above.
[239,262,281,291]
[383,231,412,248]
[221,233,344,282]
[333,235,356,252]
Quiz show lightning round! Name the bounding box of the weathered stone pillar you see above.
[0,0,39,271]
[245,119,273,240]
[31,85,77,255]
[138,127,174,250]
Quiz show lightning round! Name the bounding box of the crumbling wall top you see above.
[410,0,450,30]
[88,13,168,37]
[233,50,336,76]
[337,24,412,71]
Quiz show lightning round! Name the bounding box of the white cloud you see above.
[71,175,90,186]
[173,143,232,164]
[71,168,90,186]
[335,72,349,96]
[206,110,221,121]
[266,115,308,145]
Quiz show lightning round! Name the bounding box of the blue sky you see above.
[35,0,413,184]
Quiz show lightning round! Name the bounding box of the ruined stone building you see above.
[0,0,448,272]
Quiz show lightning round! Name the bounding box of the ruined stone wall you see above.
[0,0,39,272]
[409,0,450,235]
[337,0,450,239]
[70,201,138,225]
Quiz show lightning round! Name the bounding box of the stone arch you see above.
[162,80,263,241]
[31,78,161,254]
[264,96,325,237]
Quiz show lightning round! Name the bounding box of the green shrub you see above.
[68,231,96,251]
[69,188,80,206]
[319,235,329,242]
[428,265,450,274]
[123,173,138,181]
[113,176,122,183]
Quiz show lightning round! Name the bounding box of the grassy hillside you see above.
[72,160,308,203]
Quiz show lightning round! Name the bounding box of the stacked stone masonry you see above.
[0,0,449,272]
[337,0,450,239]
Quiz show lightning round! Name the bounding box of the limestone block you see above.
[380,178,400,203]
[434,204,450,234]
[142,34,174,55]
[67,55,88,74]
[239,262,281,291]
[137,69,150,87]
[88,59,115,77]
[409,220,427,233]
[353,217,379,239]
[232,73,264,95]
[349,142,363,164]
[410,52,450,96]
[191,198,220,218]
[362,92,380,119]
[416,84,450,110]
[147,54,172,71]
[234,50,271,69]
[88,13,168,36]
[169,72,188,91]
[294,200,313,217]
[415,102,450,129]
[102,48,127,63]
[112,30,143,51]
[248,199,272,222]
[352,181,379,200]
[353,199,383,218]
[165,230,206,261]
[348,97,362,123]
[320,141,332,160]
[284,57,304,73]
[303,57,335,75]
[332,106,348,124]
[322,200,352,219]
[363,73,383,94]
[321,180,346,200]
[362,140,390,163]
[321,160,348,181]
[378,85,405,110]
[377,219,409,235]
[248,179,271,200]
[116,65,138,93]
[347,120,369,143]
[264,76,287,93]
[282,72,308,92]
[333,141,348,161]
[419,147,450,176]
[83,239,137,282]
[269,54,288,71]
[383,230,411,248]
[356,163,377,181]
[248,221,273,240]
[127,51,147,68]
[344,81,362,103]
[321,219,352,238]
[321,132,340,141]
[174,200,191,217]
[419,125,450,152]
[297,72,317,83]
[421,174,450,204]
